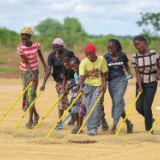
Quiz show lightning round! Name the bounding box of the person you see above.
[69,57,86,134]
[17,27,47,129]
[61,50,77,126]
[79,44,108,136]
[103,39,133,135]
[40,38,75,129]
[132,35,160,134]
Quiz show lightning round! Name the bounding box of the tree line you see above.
[0,13,160,55]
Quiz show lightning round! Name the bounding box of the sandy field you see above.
[0,78,160,160]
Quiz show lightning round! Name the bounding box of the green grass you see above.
[0,68,44,73]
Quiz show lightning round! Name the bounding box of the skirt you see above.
[108,75,128,125]
[55,82,70,110]
[68,79,79,113]
[21,69,39,112]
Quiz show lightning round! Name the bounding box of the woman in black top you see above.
[40,38,75,128]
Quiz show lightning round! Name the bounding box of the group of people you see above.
[17,27,160,136]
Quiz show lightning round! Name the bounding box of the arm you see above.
[79,75,85,93]
[155,62,160,81]
[37,49,47,72]
[99,72,106,93]
[134,66,143,93]
[40,65,52,91]
[124,62,132,75]
[62,76,68,94]
[67,82,76,90]
[20,55,35,82]
[105,72,108,81]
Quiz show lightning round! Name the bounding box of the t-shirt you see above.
[74,72,79,84]
[132,50,160,83]
[17,41,41,70]
[62,67,75,80]
[103,52,129,81]
[79,56,108,86]
[48,51,64,83]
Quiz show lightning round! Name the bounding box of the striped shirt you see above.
[17,41,41,70]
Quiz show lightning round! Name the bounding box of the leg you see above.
[121,111,133,133]
[32,106,40,126]
[85,86,102,134]
[143,83,157,131]
[108,76,128,135]
[59,109,64,123]
[28,107,34,124]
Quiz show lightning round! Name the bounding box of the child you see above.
[69,56,86,134]
[61,50,78,126]
[132,35,160,134]
[103,39,133,135]
[17,27,47,129]
[79,44,108,136]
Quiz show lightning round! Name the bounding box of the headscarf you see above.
[52,38,66,49]
[64,50,75,58]
[133,35,146,45]
[20,27,34,36]
[85,44,96,54]
[108,39,122,51]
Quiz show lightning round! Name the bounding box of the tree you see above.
[63,17,88,38]
[34,18,63,36]
[136,13,160,47]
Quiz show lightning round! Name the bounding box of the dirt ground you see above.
[0,79,160,160]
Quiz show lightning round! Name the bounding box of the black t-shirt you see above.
[103,52,129,81]
[48,51,64,83]
[62,67,75,80]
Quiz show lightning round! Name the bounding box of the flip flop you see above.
[102,121,109,131]
[88,131,98,136]
[110,128,116,135]
[68,118,76,125]
[25,123,32,129]
[71,126,83,134]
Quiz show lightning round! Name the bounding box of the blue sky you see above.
[0,0,160,36]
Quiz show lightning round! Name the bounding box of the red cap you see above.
[85,44,96,54]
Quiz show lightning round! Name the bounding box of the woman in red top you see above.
[17,27,47,129]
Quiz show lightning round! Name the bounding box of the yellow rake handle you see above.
[46,92,82,138]
[115,92,141,136]
[149,116,160,133]
[77,92,103,135]
[33,94,64,130]
[13,90,42,130]
[0,81,33,123]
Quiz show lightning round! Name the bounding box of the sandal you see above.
[58,125,63,130]
[32,114,40,126]
[88,131,98,136]
[68,118,76,125]
[71,126,83,134]
[25,123,32,129]
[102,121,109,131]
[110,128,116,135]
[127,122,133,134]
